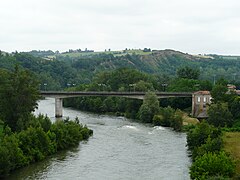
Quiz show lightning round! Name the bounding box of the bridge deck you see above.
[40,91,193,98]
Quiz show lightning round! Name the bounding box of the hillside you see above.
[56,49,201,74]
[54,49,240,81]
[1,49,240,90]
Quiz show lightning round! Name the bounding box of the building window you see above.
[203,97,206,103]
[197,97,201,103]
[209,97,213,103]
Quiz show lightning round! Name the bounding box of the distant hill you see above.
[1,49,240,90]
[19,48,240,82]
[53,49,240,81]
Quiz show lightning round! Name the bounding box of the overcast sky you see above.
[0,0,240,55]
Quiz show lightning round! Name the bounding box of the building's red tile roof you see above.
[193,91,210,95]
[227,84,236,90]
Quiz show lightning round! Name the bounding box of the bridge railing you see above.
[40,91,193,97]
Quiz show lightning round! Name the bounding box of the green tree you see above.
[102,97,116,112]
[190,151,235,179]
[177,66,200,80]
[0,66,40,131]
[135,80,154,92]
[18,127,54,162]
[138,92,160,123]
[207,102,233,127]
[191,136,223,161]
[171,109,183,132]
[229,96,240,119]
[168,78,200,92]
[153,106,175,127]
[187,121,222,151]
[0,133,27,176]
[210,84,228,103]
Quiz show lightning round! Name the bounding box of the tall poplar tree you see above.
[138,92,160,123]
[0,66,40,131]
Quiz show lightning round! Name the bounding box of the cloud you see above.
[0,0,240,54]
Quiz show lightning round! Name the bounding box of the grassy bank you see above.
[223,132,240,177]
[182,114,199,126]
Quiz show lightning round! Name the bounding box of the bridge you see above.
[41,90,240,118]
[40,91,201,118]
[41,91,192,98]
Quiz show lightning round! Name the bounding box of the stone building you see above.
[192,91,211,118]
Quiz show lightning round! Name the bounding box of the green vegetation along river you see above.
[7,98,191,180]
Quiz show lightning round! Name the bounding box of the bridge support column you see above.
[55,98,63,117]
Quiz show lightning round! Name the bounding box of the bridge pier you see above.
[55,98,63,117]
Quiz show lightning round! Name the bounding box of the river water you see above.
[8,98,191,180]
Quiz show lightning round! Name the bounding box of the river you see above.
[8,98,191,180]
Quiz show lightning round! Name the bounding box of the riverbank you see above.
[0,115,93,178]
[6,98,191,179]
[186,121,237,179]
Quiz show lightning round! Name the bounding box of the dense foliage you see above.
[55,50,240,85]
[0,67,40,131]
[153,107,183,131]
[138,92,160,123]
[207,79,240,128]
[2,49,240,178]
[0,115,93,177]
[0,66,93,177]
[187,121,236,179]
[63,68,157,119]
[64,66,212,120]
[177,66,200,80]
[187,121,222,156]
[0,52,91,90]
[1,50,240,90]
[190,151,235,179]
[207,102,233,127]
[185,76,240,179]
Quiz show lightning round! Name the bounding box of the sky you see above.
[0,0,240,55]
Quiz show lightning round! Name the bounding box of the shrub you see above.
[80,126,93,140]
[18,127,54,162]
[232,119,240,128]
[153,106,175,126]
[0,116,93,177]
[171,110,183,132]
[0,134,27,177]
[50,120,93,150]
[27,114,52,132]
[182,124,196,132]
[187,121,221,151]
[138,104,153,123]
[190,151,235,179]
[192,136,223,161]
[0,145,11,176]
[153,107,183,131]
[153,115,164,126]
[161,106,175,126]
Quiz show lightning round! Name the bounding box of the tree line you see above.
[1,50,240,91]
[63,67,208,130]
